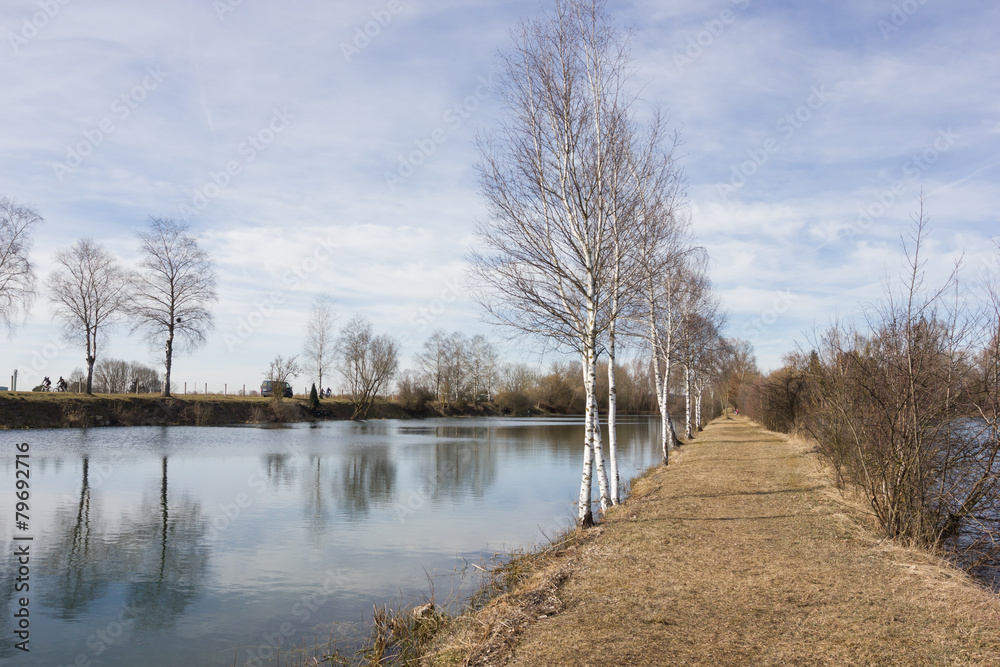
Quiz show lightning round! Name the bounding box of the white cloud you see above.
[0,0,997,386]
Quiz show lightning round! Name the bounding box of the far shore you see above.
[0,391,625,429]
[0,391,517,429]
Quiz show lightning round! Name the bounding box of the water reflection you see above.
[334,446,396,520]
[0,416,663,666]
[40,458,120,618]
[420,440,496,501]
[263,453,296,487]
[119,458,210,631]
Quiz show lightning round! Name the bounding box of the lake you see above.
[0,416,664,666]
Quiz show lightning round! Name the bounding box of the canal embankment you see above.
[426,416,1000,666]
[0,392,516,429]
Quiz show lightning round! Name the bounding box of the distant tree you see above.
[129,362,162,394]
[337,315,399,420]
[263,355,300,401]
[129,217,218,397]
[0,196,42,334]
[48,239,131,394]
[469,335,500,402]
[303,295,338,394]
[94,358,132,394]
[415,329,449,402]
[309,383,320,410]
[67,368,86,393]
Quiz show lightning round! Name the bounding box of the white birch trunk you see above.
[585,341,612,513]
[684,364,694,440]
[577,396,595,527]
[661,365,681,450]
[607,323,620,505]
[696,386,704,431]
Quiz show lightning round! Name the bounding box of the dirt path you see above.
[499,417,1000,666]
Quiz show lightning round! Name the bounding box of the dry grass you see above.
[431,416,1000,666]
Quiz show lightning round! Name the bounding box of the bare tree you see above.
[0,196,42,334]
[303,295,338,393]
[94,358,132,393]
[130,217,218,397]
[263,355,301,401]
[469,334,500,402]
[471,0,650,525]
[338,315,399,420]
[604,113,685,502]
[415,330,453,403]
[129,362,162,394]
[48,239,131,394]
[67,367,86,393]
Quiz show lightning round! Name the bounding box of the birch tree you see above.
[48,239,131,394]
[303,294,338,393]
[472,0,642,525]
[130,217,218,397]
[0,196,42,334]
[674,264,719,440]
[631,174,691,463]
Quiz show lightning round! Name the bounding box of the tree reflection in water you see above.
[119,457,210,631]
[40,458,122,618]
[39,456,209,632]
[333,446,396,520]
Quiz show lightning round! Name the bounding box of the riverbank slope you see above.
[431,416,1000,666]
[0,392,511,429]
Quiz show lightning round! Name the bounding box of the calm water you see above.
[0,416,662,666]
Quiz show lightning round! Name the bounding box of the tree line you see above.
[1,1,746,534]
[737,201,1000,573]
[467,0,738,526]
[0,206,218,396]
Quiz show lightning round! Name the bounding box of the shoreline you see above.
[0,391,615,429]
[422,416,1000,666]
[0,392,484,429]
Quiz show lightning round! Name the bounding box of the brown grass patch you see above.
[431,417,1000,667]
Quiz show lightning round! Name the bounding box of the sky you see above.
[0,0,997,392]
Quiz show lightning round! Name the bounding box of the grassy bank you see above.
[421,416,1000,666]
[0,391,509,429]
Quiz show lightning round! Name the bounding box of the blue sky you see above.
[1,0,997,391]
